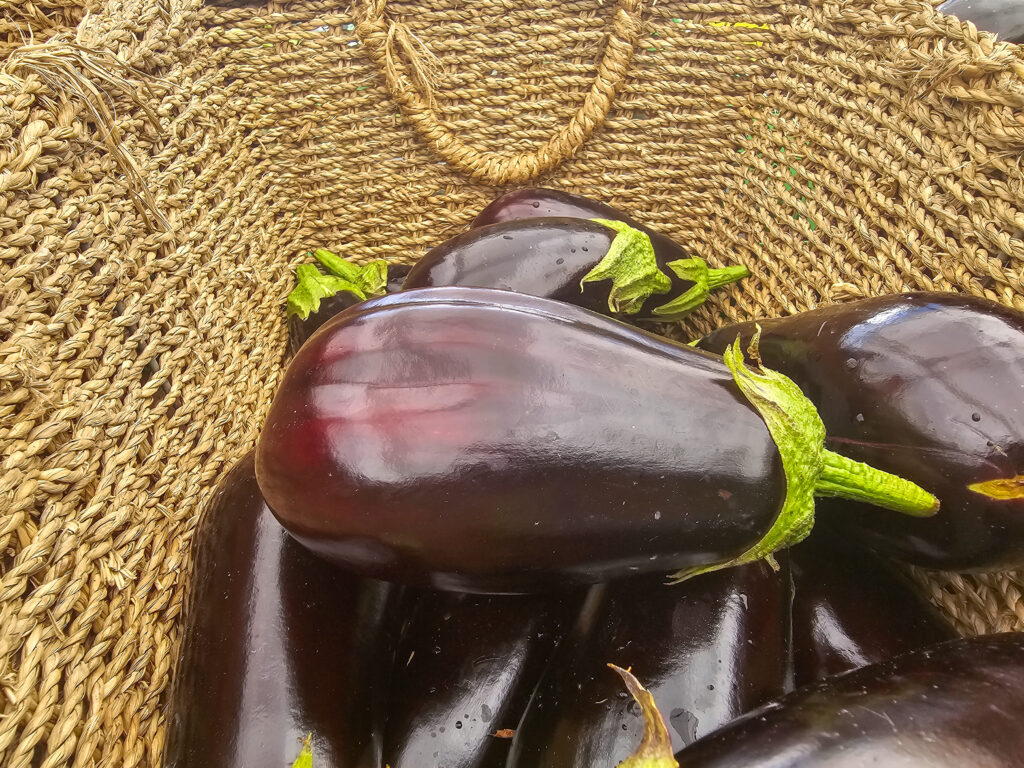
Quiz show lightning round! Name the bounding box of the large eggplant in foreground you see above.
[699,292,1024,570]
[256,287,935,593]
[673,633,1024,767]
[507,560,790,768]
[163,454,402,768]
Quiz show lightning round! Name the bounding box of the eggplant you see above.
[163,454,403,768]
[255,287,936,593]
[506,560,790,768]
[672,633,1024,767]
[463,189,748,320]
[287,255,410,355]
[404,217,747,321]
[790,529,955,686]
[382,589,583,768]
[939,0,1024,42]
[698,292,1024,570]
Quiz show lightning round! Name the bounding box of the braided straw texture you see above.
[0,0,1023,764]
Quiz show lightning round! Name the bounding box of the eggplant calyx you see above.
[669,328,939,583]
[286,250,389,319]
[609,665,679,768]
[582,219,672,315]
[290,733,313,768]
[650,260,750,320]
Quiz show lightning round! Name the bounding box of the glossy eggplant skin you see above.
[382,589,583,768]
[256,287,785,593]
[675,633,1024,767]
[698,292,1024,571]
[790,529,955,686]
[287,263,412,355]
[507,560,791,768]
[469,189,697,318]
[163,454,402,768]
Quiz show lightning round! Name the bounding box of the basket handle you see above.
[355,0,644,184]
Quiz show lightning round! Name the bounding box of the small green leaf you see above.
[609,665,678,768]
[580,219,671,315]
[357,260,389,297]
[314,248,361,281]
[287,264,366,319]
[290,733,313,768]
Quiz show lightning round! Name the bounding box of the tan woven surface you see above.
[0,0,100,59]
[1,0,1023,764]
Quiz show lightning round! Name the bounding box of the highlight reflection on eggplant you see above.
[256,287,936,593]
[790,529,954,685]
[699,292,1024,570]
[383,589,584,768]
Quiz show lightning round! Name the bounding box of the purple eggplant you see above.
[506,560,790,768]
[698,292,1024,571]
[255,287,936,593]
[382,589,583,768]
[405,217,747,321]
[673,633,1024,767]
[466,188,749,320]
[790,529,955,686]
[163,454,403,768]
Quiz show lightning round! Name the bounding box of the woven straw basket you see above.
[2,0,1024,764]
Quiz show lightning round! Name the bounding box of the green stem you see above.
[818,449,939,517]
[706,264,751,290]
[651,259,749,320]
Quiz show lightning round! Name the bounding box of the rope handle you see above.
[355,0,644,185]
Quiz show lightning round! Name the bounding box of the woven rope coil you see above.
[1,0,1023,765]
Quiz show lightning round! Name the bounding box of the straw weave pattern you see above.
[1,0,1023,764]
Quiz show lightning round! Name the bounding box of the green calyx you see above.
[582,219,672,315]
[290,733,313,768]
[670,329,939,583]
[582,219,748,319]
[286,249,389,319]
[610,665,679,768]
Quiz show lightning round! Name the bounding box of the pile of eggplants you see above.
[164,188,1024,768]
